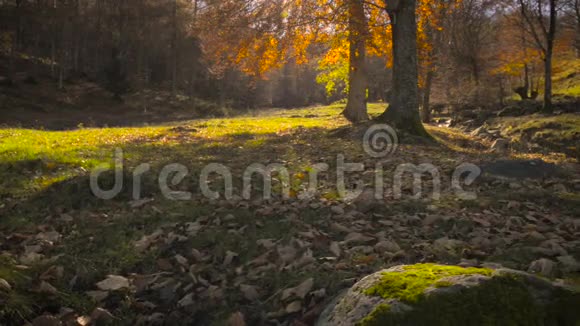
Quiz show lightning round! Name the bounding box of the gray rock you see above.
[528,258,557,277]
[317,264,580,326]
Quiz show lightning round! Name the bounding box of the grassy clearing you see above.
[553,57,580,97]
[490,114,580,159]
[0,104,385,199]
[1,103,578,325]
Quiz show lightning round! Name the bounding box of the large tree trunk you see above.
[343,0,369,123]
[377,0,428,137]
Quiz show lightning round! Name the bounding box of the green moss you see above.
[364,264,493,303]
[358,304,391,326]
[358,264,580,326]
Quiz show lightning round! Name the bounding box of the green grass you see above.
[491,114,580,158]
[0,103,386,198]
[1,102,577,325]
[553,57,580,97]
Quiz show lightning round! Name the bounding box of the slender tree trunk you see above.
[543,52,553,112]
[543,0,557,113]
[575,0,580,58]
[171,0,178,96]
[421,70,434,123]
[343,0,369,123]
[523,63,530,98]
[377,0,428,137]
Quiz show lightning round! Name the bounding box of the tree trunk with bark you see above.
[543,0,557,113]
[421,70,434,123]
[171,0,178,96]
[377,0,429,137]
[343,0,369,123]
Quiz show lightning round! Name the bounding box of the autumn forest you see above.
[0,0,579,325]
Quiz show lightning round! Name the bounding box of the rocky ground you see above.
[0,106,579,325]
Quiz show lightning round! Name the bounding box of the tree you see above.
[377,0,429,137]
[343,0,370,122]
[517,0,559,112]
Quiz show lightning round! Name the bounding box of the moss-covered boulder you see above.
[316,264,580,326]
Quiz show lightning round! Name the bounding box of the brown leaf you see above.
[277,245,297,265]
[96,275,130,291]
[38,281,58,295]
[223,251,239,266]
[40,265,64,281]
[90,308,115,324]
[228,311,247,326]
[240,284,260,301]
[293,278,314,299]
[330,223,352,234]
[285,300,302,314]
[0,278,12,292]
[344,232,374,245]
[329,242,341,257]
[281,278,314,301]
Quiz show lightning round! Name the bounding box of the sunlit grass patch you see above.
[498,114,579,143]
[553,57,580,97]
[0,103,387,198]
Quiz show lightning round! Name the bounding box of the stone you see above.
[316,264,580,326]
[374,241,401,254]
[528,258,557,277]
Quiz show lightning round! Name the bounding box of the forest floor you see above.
[0,103,579,325]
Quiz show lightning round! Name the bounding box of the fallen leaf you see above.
[178,293,195,307]
[330,242,342,257]
[36,231,61,243]
[90,308,114,324]
[256,239,276,249]
[38,281,58,295]
[281,278,314,301]
[175,254,188,266]
[293,278,314,299]
[239,284,260,301]
[228,311,246,326]
[286,300,302,314]
[86,290,109,302]
[96,275,130,291]
[277,245,297,265]
[223,251,239,266]
[0,278,11,292]
[344,232,374,245]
